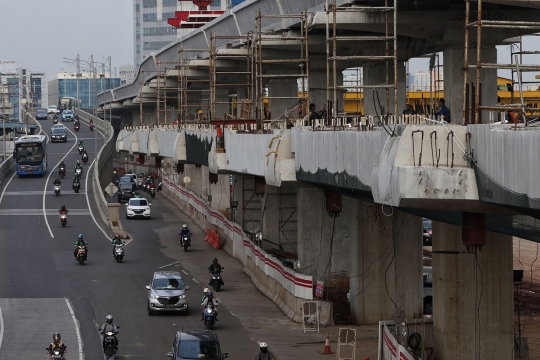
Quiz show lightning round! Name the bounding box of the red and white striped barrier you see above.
[162,176,314,300]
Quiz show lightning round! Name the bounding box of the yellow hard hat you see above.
[198,110,203,114]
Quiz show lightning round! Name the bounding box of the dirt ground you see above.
[513,238,540,360]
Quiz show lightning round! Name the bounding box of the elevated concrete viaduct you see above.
[98,0,540,358]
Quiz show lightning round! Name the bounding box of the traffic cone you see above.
[322,333,333,354]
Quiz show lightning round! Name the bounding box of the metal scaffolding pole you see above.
[464,0,540,125]
[178,47,212,124]
[326,0,398,125]
[254,9,309,129]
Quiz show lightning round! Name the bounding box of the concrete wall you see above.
[225,131,275,176]
[261,185,298,255]
[469,124,540,202]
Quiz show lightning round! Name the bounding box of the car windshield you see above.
[37,110,46,115]
[52,129,65,135]
[64,110,73,115]
[119,177,132,182]
[423,219,432,230]
[153,278,184,290]
[48,106,56,109]
[177,341,219,359]
[129,199,147,206]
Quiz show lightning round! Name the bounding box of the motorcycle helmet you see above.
[76,160,81,164]
[259,342,268,353]
[203,287,209,294]
[183,224,187,229]
[114,233,120,239]
[78,234,83,240]
[53,333,61,342]
[106,315,113,324]
[206,291,213,298]
[212,258,218,264]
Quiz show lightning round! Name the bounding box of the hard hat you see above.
[198,110,203,114]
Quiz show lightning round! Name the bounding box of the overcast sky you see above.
[3,0,539,88]
[1,0,133,83]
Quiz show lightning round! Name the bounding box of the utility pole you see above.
[90,55,94,114]
[2,83,6,161]
[76,53,80,106]
[108,56,112,138]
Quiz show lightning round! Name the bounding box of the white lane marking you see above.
[42,127,78,238]
[0,301,4,351]
[3,191,85,196]
[159,261,181,269]
[192,278,200,284]
[181,270,189,275]
[0,209,91,216]
[64,298,84,360]
[0,172,16,206]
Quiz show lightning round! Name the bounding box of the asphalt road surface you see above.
[0,115,257,359]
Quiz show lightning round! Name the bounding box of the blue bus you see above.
[14,135,47,176]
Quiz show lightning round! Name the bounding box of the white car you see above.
[47,105,59,114]
[125,197,151,219]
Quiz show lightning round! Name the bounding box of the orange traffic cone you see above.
[322,333,333,354]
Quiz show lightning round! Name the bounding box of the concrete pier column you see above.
[267,79,297,120]
[349,201,423,324]
[363,62,406,116]
[443,46,497,124]
[432,221,513,359]
[296,187,350,282]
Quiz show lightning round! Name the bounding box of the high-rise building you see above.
[133,0,227,68]
[119,65,136,85]
[48,72,121,110]
[412,71,444,92]
[0,65,46,121]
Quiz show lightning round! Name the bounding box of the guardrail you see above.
[75,108,115,226]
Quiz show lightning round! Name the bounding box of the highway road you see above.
[0,115,257,359]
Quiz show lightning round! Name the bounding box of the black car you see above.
[50,128,67,143]
[36,109,48,120]
[117,182,135,203]
[423,218,432,246]
[167,330,229,360]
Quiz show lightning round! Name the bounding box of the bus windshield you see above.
[15,143,44,164]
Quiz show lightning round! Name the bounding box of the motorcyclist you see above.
[47,333,67,359]
[59,160,66,171]
[74,234,88,260]
[200,291,219,321]
[58,205,68,214]
[201,287,209,303]
[100,315,119,352]
[133,190,141,198]
[78,140,85,147]
[179,224,192,246]
[208,258,223,286]
[111,233,125,256]
[75,160,82,169]
[82,150,89,162]
[72,174,81,189]
[255,342,275,360]
[53,177,62,186]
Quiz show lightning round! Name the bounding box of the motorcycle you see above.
[73,179,80,193]
[74,123,80,132]
[46,346,65,360]
[149,185,156,198]
[181,235,190,252]
[142,183,148,193]
[82,154,88,165]
[76,245,87,265]
[157,181,163,192]
[60,213,67,227]
[99,327,120,357]
[114,244,125,263]
[54,185,61,196]
[137,178,142,189]
[203,304,217,330]
[78,145,84,155]
[59,166,66,179]
[89,123,94,131]
[75,167,83,177]
[210,268,224,292]
[53,117,58,125]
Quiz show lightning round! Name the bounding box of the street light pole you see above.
[76,53,80,106]
[2,83,6,161]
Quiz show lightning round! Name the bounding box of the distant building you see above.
[48,72,121,110]
[0,65,46,121]
[134,0,227,68]
[412,71,444,92]
[343,70,363,92]
[119,65,136,85]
